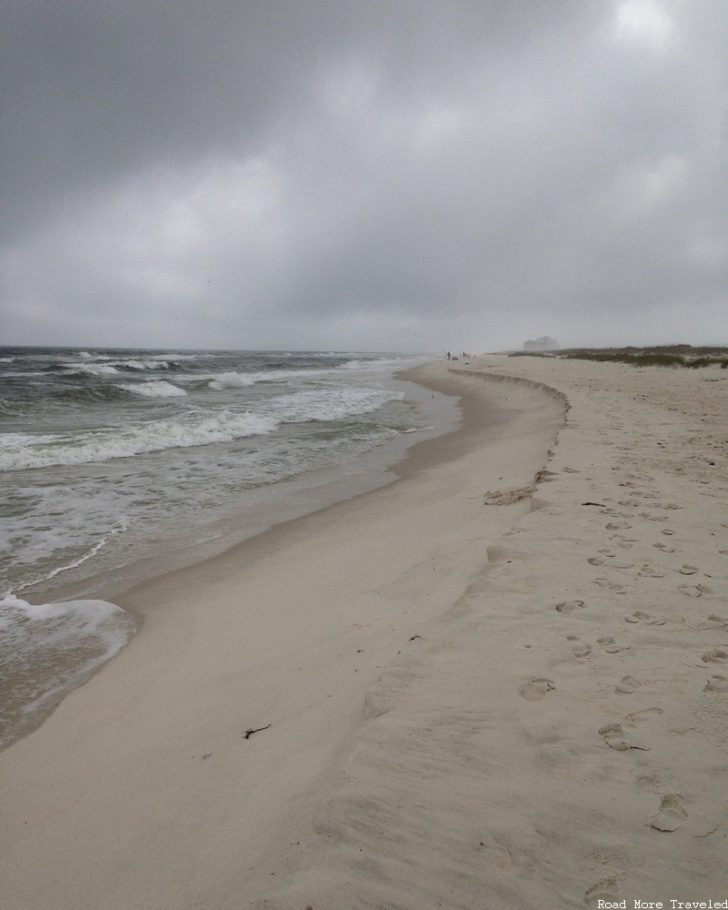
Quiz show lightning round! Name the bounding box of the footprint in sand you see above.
[625,707,663,725]
[588,555,611,566]
[598,723,650,751]
[687,615,728,632]
[701,649,728,663]
[615,675,642,694]
[654,542,676,553]
[594,577,627,594]
[639,512,669,523]
[598,708,663,751]
[484,485,534,505]
[704,674,728,693]
[662,529,676,536]
[588,553,635,569]
[639,564,666,578]
[518,678,555,701]
[607,520,632,530]
[478,833,519,871]
[679,584,711,598]
[650,794,688,832]
[598,636,627,654]
[555,599,586,614]
[567,635,593,658]
[625,610,665,626]
[678,565,699,575]
[585,877,619,906]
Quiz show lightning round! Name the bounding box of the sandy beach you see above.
[1,356,726,909]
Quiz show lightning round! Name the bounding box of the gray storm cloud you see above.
[2,0,727,350]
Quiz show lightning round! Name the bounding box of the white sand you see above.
[1,356,726,909]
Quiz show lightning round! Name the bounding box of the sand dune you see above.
[1,356,726,909]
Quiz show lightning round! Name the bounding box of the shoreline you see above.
[114,361,561,634]
[19,363,457,608]
[2,355,724,907]
[0,364,462,751]
[0,361,564,909]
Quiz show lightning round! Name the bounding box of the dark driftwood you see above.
[243,724,271,740]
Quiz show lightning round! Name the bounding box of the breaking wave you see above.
[0,410,279,470]
[272,385,403,423]
[117,380,187,398]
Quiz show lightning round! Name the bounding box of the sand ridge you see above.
[248,356,727,908]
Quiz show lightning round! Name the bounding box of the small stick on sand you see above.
[243,724,271,740]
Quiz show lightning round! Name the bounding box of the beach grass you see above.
[509,344,728,368]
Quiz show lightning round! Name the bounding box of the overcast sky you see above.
[2,0,727,352]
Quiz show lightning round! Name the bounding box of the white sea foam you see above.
[0,596,135,666]
[148,352,203,361]
[117,380,187,398]
[61,355,183,370]
[208,372,256,390]
[339,356,414,372]
[64,362,120,376]
[68,352,113,362]
[0,594,137,746]
[11,520,128,595]
[202,368,330,388]
[0,356,15,363]
[0,410,279,470]
[271,385,404,423]
[112,358,169,371]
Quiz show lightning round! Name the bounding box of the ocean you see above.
[0,347,455,747]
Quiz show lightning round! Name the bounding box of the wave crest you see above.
[0,410,279,470]
[117,380,187,398]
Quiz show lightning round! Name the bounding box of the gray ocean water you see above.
[0,347,453,747]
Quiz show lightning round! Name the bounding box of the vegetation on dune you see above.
[509,346,728,369]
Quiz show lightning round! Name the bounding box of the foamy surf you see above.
[0,594,138,749]
[64,363,120,376]
[271,385,404,423]
[9,520,128,596]
[0,348,442,747]
[208,372,257,389]
[0,410,279,470]
[117,380,187,397]
[204,367,332,387]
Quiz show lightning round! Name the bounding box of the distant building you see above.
[523,336,559,352]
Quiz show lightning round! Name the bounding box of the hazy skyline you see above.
[2,0,727,352]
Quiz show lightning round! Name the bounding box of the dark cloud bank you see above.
[2,1,727,351]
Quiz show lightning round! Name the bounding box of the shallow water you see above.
[0,348,454,748]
